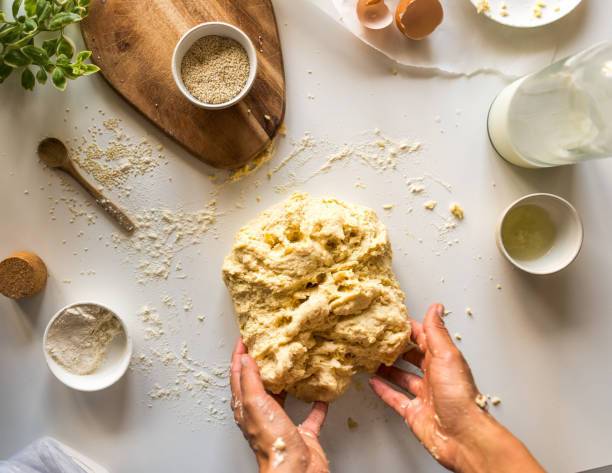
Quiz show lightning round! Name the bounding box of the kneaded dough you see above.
[222,193,411,402]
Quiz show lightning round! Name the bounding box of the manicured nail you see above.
[240,354,249,366]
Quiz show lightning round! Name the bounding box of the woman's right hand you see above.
[369,303,545,473]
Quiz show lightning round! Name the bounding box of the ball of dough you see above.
[222,193,411,402]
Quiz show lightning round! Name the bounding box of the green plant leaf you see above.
[12,0,23,18]
[51,66,66,90]
[23,17,37,31]
[59,63,77,79]
[0,10,7,22]
[0,24,20,40]
[56,35,74,58]
[80,62,99,75]
[78,0,90,7]
[36,67,47,84]
[75,50,91,62]
[48,11,80,30]
[8,30,37,48]
[70,60,99,76]
[42,38,58,56]
[35,0,46,16]
[0,63,13,83]
[55,53,69,65]
[21,67,35,90]
[3,49,31,67]
[38,2,51,21]
[21,45,48,65]
[24,0,37,17]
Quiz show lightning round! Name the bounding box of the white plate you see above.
[469,0,582,28]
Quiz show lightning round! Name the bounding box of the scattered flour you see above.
[132,337,229,425]
[110,199,219,283]
[139,306,164,340]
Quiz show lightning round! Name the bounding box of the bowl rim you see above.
[468,0,583,29]
[495,192,584,275]
[42,301,133,392]
[171,21,258,110]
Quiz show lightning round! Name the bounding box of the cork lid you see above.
[0,251,48,299]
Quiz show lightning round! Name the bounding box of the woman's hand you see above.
[370,303,545,473]
[230,339,330,473]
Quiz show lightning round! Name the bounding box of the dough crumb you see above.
[424,200,437,210]
[476,0,490,14]
[449,203,464,220]
[454,333,462,341]
[408,183,425,194]
[272,437,286,468]
[465,307,473,316]
[491,396,502,406]
[273,437,286,451]
[347,417,359,430]
[475,393,488,409]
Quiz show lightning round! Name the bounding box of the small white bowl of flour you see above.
[43,302,132,391]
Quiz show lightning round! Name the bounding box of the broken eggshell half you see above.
[395,0,444,40]
[356,0,394,30]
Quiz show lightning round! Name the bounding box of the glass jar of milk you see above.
[488,42,612,168]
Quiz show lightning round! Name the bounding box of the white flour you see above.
[45,304,123,375]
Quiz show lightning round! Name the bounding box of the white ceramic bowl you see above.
[43,302,132,391]
[171,22,258,110]
[496,193,583,275]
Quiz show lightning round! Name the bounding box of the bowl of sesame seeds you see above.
[172,22,258,110]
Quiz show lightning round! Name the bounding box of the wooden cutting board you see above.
[81,0,285,170]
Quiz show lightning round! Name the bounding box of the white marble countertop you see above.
[1,1,612,472]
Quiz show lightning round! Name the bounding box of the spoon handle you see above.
[64,162,136,234]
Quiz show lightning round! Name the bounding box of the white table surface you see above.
[2,1,612,472]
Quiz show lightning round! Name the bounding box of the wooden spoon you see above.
[37,137,136,234]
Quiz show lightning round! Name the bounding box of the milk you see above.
[488,42,612,168]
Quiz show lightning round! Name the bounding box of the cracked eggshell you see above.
[356,0,393,30]
[395,0,444,40]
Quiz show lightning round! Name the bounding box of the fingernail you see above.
[240,354,249,366]
[436,304,445,317]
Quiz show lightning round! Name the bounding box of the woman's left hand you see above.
[230,339,330,473]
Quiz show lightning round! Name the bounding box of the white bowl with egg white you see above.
[496,193,583,275]
[43,302,132,392]
[171,22,258,110]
